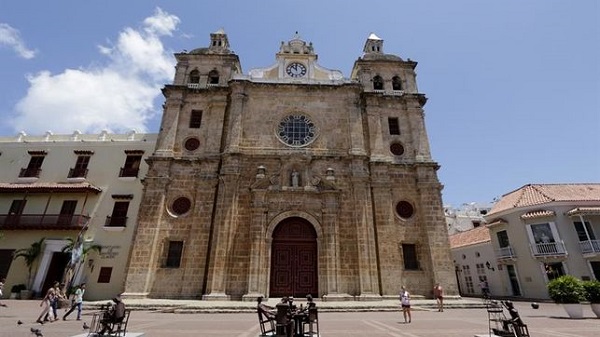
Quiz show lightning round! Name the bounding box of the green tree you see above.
[12,237,45,289]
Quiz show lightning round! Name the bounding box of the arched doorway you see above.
[270,217,318,298]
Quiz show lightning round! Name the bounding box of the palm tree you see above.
[13,237,45,289]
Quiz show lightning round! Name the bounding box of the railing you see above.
[0,214,89,229]
[68,167,88,178]
[530,241,567,257]
[187,83,203,89]
[495,246,516,259]
[105,216,128,227]
[119,167,139,178]
[579,240,600,254]
[19,167,41,178]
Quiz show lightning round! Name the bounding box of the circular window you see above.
[390,142,405,156]
[395,201,414,219]
[184,137,200,151]
[171,197,192,216]
[276,115,317,147]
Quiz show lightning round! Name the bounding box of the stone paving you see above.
[0,298,598,337]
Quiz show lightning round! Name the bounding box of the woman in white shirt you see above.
[400,286,411,323]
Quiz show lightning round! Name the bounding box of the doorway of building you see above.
[506,265,522,296]
[41,252,70,295]
[591,261,600,280]
[270,217,318,298]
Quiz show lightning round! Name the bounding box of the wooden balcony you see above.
[0,214,89,230]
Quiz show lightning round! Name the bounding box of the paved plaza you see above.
[0,298,598,337]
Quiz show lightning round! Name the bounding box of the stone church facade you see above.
[123,30,457,300]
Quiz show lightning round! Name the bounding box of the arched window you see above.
[208,70,219,85]
[392,76,403,90]
[189,70,200,83]
[373,75,384,90]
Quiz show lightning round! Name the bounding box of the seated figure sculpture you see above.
[98,296,126,336]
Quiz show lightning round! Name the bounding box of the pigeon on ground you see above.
[17,320,23,325]
[34,331,43,337]
[30,327,40,333]
[83,322,90,329]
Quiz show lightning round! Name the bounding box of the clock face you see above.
[277,115,317,147]
[286,62,307,78]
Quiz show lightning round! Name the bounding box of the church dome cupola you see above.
[208,28,231,54]
[363,33,383,55]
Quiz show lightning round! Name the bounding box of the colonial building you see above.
[123,30,456,300]
[485,183,600,299]
[446,203,499,297]
[0,131,155,300]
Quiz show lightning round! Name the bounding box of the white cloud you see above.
[10,8,179,134]
[0,23,37,59]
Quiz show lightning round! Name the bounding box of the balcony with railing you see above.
[68,167,89,178]
[0,214,89,230]
[579,240,600,256]
[19,167,42,178]
[530,241,567,258]
[495,246,517,260]
[105,216,128,228]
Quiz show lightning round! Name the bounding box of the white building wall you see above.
[0,131,157,300]
[487,203,600,300]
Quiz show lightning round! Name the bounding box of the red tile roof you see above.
[0,182,102,193]
[449,226,490,249]
[489,183,600,216]
[520,210,555,220]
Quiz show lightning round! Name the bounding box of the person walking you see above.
[46,281,65,320]
[400,286,411,323]
[63,283,85,321]
[433,283,444,312]
[36,287,56,323]
[0,277,7,307]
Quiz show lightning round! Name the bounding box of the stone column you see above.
[224,90,247,154]
[122,172,170,299]
[321,192,352,301]
[416,165,458,295]
[154,93,182,157]
[243,193,268,301]
[202,158,241,300]
[351,161,381,300]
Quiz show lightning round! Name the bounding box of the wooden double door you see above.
[269,217,318,298]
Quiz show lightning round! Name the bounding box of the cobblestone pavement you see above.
[0,299,598,337]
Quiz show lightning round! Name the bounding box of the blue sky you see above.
[1,1,598,207]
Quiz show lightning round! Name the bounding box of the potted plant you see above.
[547,275,585,318]
[12,238,45,299]
[10,284,26,299]
[582,279,600,318]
